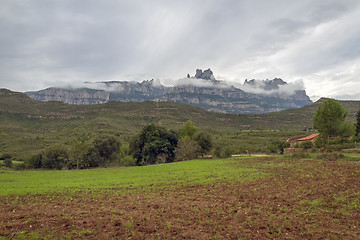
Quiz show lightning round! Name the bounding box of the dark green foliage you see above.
[81,147,102,168]
[214,145,223,158]
[268,140,290,154]
[93,135,121,163]
[223,148,233,158]
[42,146,69,170]
[3,158,12,168]
[314,137,326,148]
[129,124,179,165]
[314,99,355,138]
[194,132,213,155]
[0,153,11,160]
[25,153,42,169]
[66,136,121,169]
[300,141,313,149]
[356,109,360,136]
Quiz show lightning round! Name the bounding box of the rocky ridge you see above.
[26,69,312,113]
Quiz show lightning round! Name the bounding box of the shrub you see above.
[300,141,313,149]
[316,152,345,161]
[213,145,223,158]
[93,135,121,163]
[3,158,12,168]
[117,146,136,166]
[130,124,179,165]
[0,153,11,160]
[267,140,290,154]
[175,139,201,161]
[315,136,326,148]
[194,132,213,155]
[25,153,42,169]
[42,146,69,169]
[223,148,233,158]
[13,162,25,170]
[291,152,311,159]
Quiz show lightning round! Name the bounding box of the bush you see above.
[3,158,12,168]
[300,141,313,149]
[213,145,222,158]
[267,140,290,154]
[0,153,11,160]
[93,135,121,163]
[25,153,42,169]
[130,124,179,165]
[13,162,25,170]
[315,136,326,148]
[194,132,213,155]
[175,139,201,161]
[42,146,69,169]
[291,152,311,159]
[117,146,137,166]
[317,152,345,161]
[224,148,233,158]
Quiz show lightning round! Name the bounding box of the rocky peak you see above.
[244,78,287,91]
[193,68,215,80]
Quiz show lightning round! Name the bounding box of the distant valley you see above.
[26,69,313,114]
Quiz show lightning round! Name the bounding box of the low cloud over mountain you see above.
[26,69,312,114]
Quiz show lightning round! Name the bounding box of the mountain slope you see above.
[1,89,358,158]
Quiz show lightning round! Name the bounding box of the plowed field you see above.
[1,157,360,239]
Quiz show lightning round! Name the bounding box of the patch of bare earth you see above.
[1,158,360,239]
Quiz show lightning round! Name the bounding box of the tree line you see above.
[5,120,213,170]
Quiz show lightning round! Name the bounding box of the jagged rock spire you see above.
[193,68,215,80]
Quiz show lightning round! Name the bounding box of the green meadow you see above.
[0,157,265,196]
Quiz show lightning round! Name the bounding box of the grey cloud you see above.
[0,0,359,100]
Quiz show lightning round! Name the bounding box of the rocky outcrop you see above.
[26,69,313,113]
[244,78,287,90]
[194,68,215,80]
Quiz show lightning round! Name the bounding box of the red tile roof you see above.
[297,133,319,141]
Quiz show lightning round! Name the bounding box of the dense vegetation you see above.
[1,89,360,169]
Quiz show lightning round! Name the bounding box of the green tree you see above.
[356,109,360,136]
[25,153,42,169]
[314,99,354,139]
[93,135,121,165]
[194,132,213,155]
[300,140,313,149]
[267,140,290,154]
[42,145,69,170]
[175,139,201,161]
[129,124,179,165]
[179,120,198,139]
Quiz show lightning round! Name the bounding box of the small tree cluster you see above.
[267,140,290,154]
[175,121,213,161]
[25,135,121,170]
[314,99,355,141]
[129,124,179,165]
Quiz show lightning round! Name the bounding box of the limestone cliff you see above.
[26,69,313,113]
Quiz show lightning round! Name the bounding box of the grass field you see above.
[1,156,360,239]
[0,157,263,196]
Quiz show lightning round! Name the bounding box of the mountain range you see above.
[26,69,313,113]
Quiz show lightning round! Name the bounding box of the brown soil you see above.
[1,158,360,239]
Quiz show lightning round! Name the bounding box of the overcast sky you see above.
[1,0,360,101]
